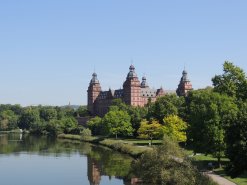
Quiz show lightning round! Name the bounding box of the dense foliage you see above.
[212,61,247,177]
[0,105,84,136]
[132,136,217,185]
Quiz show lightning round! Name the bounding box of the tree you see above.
[110,99,129,112]
[225,100,247,177]
[18,108,40,130]
[87,116,103,135]
[147,94,184,123]
[128,106,148,136]
[212,62,247,175]
[212,61,247,100]
[77,106,90,117]
[61,117,78,134]
[0,110,18,131]
[40,107,57,121]
[187,89,238,166]
[138,119,163,145]
[132,136,216,185]
[103,110,133,139]
[163,115,187,142]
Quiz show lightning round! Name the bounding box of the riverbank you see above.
[0,129,27,134]
[58,134,247,185]
[57,134,150,158]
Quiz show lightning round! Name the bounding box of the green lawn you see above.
[120,138,163,145]
[190,153,247,185]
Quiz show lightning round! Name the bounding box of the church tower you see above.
[87,72,101,115]
[123,65,142,106]
[176,70,193,96]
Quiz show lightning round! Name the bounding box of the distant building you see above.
[87,65,192,116]
[176,70,193,96]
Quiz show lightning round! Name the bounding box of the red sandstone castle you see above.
[88,65,192,116]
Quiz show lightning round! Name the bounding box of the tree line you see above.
[0,105,88,135]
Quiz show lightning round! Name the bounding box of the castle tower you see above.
[176,70,192,96]
[141,76,149,88]
[123,65,142,106]
[87,72,101,115]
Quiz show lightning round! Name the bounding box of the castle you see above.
[87,65,192,116]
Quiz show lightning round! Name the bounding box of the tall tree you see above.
[138,119,163,145]
[163,115,187,142]
[103,110,133,139]
[147,95,179,123]
[212,61,247,100]
[87,116,103,135]
[225,100,247,177]
[187,89,237,166]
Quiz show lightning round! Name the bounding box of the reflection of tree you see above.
[0,134,92,156]
[89,146,132,177]
[0,134,142,185]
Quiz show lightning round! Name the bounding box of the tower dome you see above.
[182,70,189,82]
[141,76,149,88]
[127,65,138,78]
[90,72,99,84]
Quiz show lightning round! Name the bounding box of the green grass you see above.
[190,153,247,185]
[99,139,151,157]
[214,169,247,185]
[57,134,151,158]
[122,138,162,145]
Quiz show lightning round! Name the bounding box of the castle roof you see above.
[97,89,124,100]
[127,64,138,79]
[90,72,100,84]
[181,70,190,82]
[141,76,149,88]
[141,87,157,98]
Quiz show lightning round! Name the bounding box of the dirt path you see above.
[204,171,236,185]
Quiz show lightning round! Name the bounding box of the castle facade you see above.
[87,65,192,116]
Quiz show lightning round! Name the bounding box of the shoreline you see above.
[57,134,150,158]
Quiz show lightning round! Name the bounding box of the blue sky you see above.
[0,0,247,106]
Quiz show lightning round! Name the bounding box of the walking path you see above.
[204,171,236,185]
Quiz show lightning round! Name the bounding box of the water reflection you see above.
[0,133,140,185]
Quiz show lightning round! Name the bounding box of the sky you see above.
[0,0,247,106]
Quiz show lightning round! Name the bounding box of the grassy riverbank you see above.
[57,134,150,157]
[57,134,247,185]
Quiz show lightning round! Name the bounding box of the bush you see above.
[81,128,92,138]
[131,136,217,185]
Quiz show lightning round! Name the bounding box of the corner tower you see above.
[87,72,101,115]
[123,65,142,106]
[176,70,192,96]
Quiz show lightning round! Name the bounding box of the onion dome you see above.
[141,76,149,88]
[90,72,99,84]
[181,70,189,82]
[127,65,138,78]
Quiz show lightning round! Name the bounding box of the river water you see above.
[0,133,135,185]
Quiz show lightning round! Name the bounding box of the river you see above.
[0,133,136,185]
